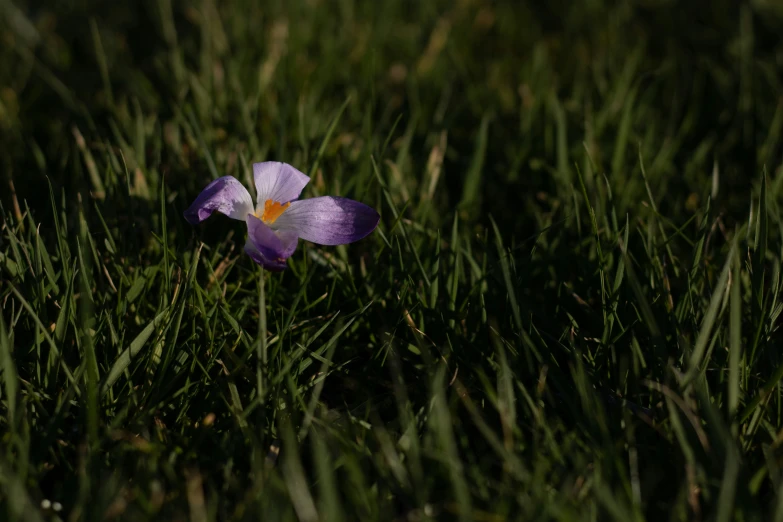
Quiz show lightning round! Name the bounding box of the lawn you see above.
[2,0,783,520]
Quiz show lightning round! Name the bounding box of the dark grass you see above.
[2,0,783,520]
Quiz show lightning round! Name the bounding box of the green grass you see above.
[2,0,783,520]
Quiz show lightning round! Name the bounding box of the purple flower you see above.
[184,162,379,271]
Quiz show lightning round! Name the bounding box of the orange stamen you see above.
[259,199,289,224]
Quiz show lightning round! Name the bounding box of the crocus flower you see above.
[184,162,379,271]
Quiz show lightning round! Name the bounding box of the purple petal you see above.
[244,240,288,271]
[253,162,310,205]
[184,176,254,224]
[244,214,299,270]
[272,196,379,246]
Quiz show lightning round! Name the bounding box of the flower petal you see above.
[245,214,299,269]
[253,162,310,205]
[244,239,288,271]
[272,196,379,246]
[184,176,254,224]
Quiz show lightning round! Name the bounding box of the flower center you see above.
[258,199,290,224]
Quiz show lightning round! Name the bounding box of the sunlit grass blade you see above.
[684,238,736,386]
[0,312,18,434]
[101,308,171,395]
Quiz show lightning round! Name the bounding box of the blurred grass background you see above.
[2,0,783,520]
